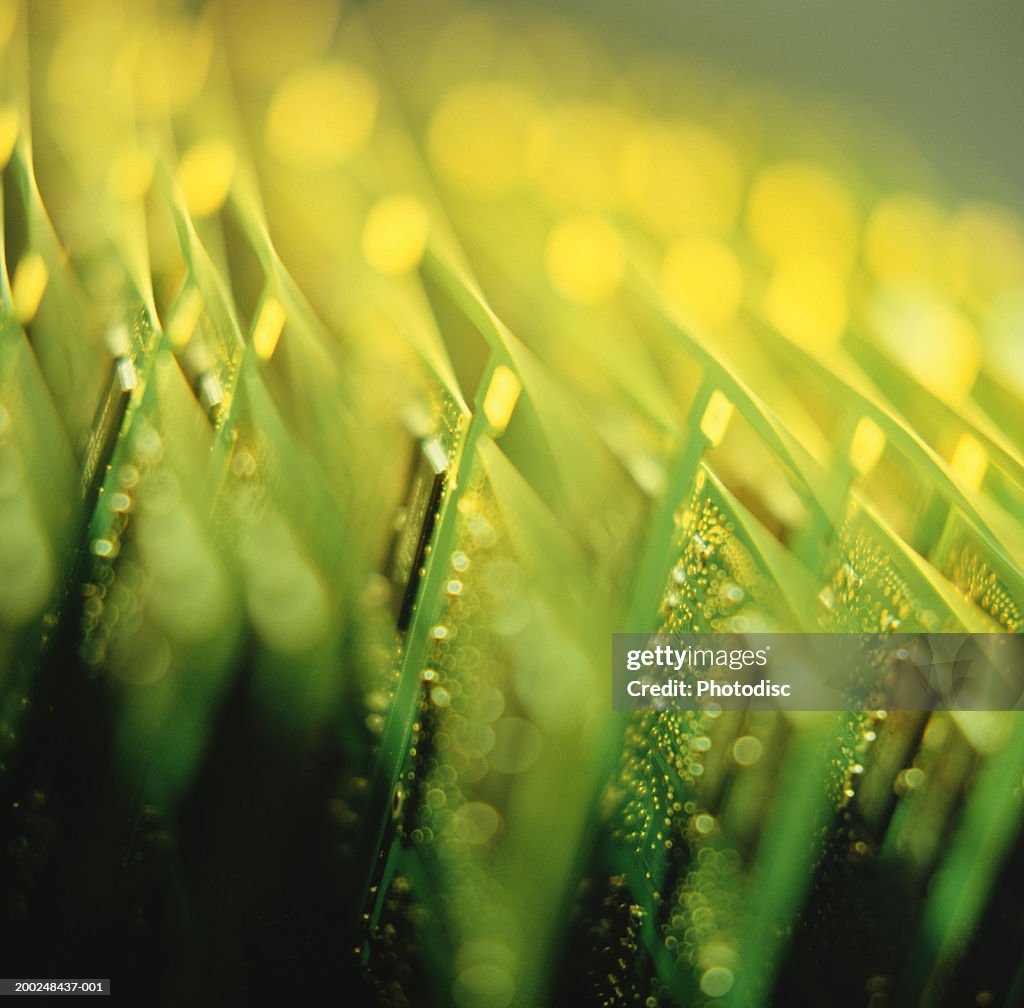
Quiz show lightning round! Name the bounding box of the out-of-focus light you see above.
[849,417,886,475]
[0,105,17,168]
[545,214,624,304]
[265,61,378,169]
[661,234,744,329]
[362,195,430,275]
[177,138,236,217]
[12,253,49,325]
[252,297,286,362]
[764,254,847,350]
[868,287,979,402]
[700,390,734,446]
[949,432,988,492]
[483,365,522,436]
[167,287,203,350]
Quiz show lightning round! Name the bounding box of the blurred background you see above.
[531,0,1024,213]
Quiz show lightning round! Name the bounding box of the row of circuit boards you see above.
[1,1,1023,1006]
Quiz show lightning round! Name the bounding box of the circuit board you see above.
[0,1,1022,1006]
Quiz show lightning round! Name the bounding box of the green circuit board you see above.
[0,1,1023,1005]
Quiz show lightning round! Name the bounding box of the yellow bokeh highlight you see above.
[252,297,286,361]
[545,215,625,304]
[700,390,734,446]
[748,161,859,273]
[849,416,886,475]
[177,138,236,217]
[428,81,544,198]
[661,234,743,329]
[865,194,947,284]
[483,365,522,435]
[168,287,203,350]
[868,288,979,402]
[622,121,743,235]
[950,433,988,492]
[764,256,847,351]
[362,195,430,275]
[265,61,378,169]
[0,105,17,169]
[12,253,48,325]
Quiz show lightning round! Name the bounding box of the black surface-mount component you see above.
[388,436,448,633]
